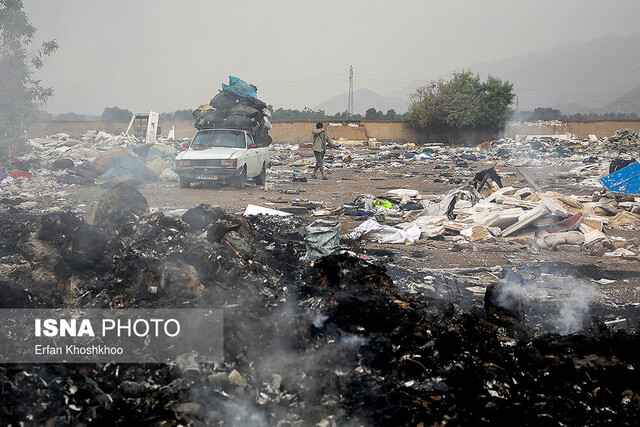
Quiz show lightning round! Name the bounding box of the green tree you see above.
[333,111,350,120]
[0,0,58,156]
[405,78,449,129]
[479,75,515,127]
[532,107,562,121]
[365,107,384,120]
[406,71,515,142]
[160,109,193,120]
[384,109,398,120]
[54,112,86,121]
[365,108,377,120]
[101,106,133,121]
[271,107,328,121]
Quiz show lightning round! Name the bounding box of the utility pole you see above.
[348,65,354,117]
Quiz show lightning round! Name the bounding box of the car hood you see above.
[177,147,242,160]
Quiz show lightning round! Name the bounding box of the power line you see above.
[257,73,345,90]
[358,72,419,83]
[259,78,347,94]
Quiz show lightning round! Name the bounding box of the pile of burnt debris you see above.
[0,184,639,425]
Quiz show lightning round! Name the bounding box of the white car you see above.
[174,128,269,189]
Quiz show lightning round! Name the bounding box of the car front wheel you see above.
[233,166,246,189]
[254,163,266,185]
[179,176,192,188]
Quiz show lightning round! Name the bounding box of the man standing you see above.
[311,122,332,180]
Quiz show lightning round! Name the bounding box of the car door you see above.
[256,140,269,172]
[245,133,261,176]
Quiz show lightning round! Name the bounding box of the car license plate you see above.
[195,175,218,180]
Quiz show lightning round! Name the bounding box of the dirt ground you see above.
[62,161,640,308]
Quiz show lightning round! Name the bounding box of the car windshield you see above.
[210,130,246,148]
[189,129,246,149]
[190,130,213,148]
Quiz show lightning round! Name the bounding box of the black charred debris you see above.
[0,184,638,426]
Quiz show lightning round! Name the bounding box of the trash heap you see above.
[0,185,639,425]
[329,183,640,257]
[192,76,273,146]
[604,128,640,150]
[0,130,185,208]
[268,136,596,183]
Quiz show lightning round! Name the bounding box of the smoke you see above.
[339,334,366,348]
[555,282,598,335]
[219,400,268,427]
[495,278,525,312]
[493,268,600,335]
[310,312,329,328]
[182,296,371,426]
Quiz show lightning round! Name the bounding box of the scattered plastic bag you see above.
[159,168,180,182]
[243,204,292,217]
[345,218,421,244]
[375,199,393,209]
[302,220,342,261]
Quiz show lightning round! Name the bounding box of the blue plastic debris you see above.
[222,76,257,99]
[146,148,176,165]
[600,162,640,194]
[99,157,148,180]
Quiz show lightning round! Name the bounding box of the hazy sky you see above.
[24,0,640,115]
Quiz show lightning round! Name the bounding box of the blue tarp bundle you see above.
[98,157,149,180]
[222,76,257,99]
[600,161,640,194]
[146,148,176,165]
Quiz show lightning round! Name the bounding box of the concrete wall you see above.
[27,120,198,140]
[27,120,411,142]
[272,121,500,144]
[269,121,368,143]
[504,120,640,139]
[504,122,570,139]
[28,119,640,145]
[567,121,640,139]
[27,119,498,145]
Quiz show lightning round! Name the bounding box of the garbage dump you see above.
[0,130,186,200]
[0,185,638,425]
[2,125,640,424]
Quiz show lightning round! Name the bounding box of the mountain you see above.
[601,85,640,114]
[471,32,640,111]
[314,88,408,115]
[384,31,640,113]
[316,32,640,114]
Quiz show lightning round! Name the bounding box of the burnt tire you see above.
[253,163,266,185]
[233,166,246,189]
[179,176,192,188]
